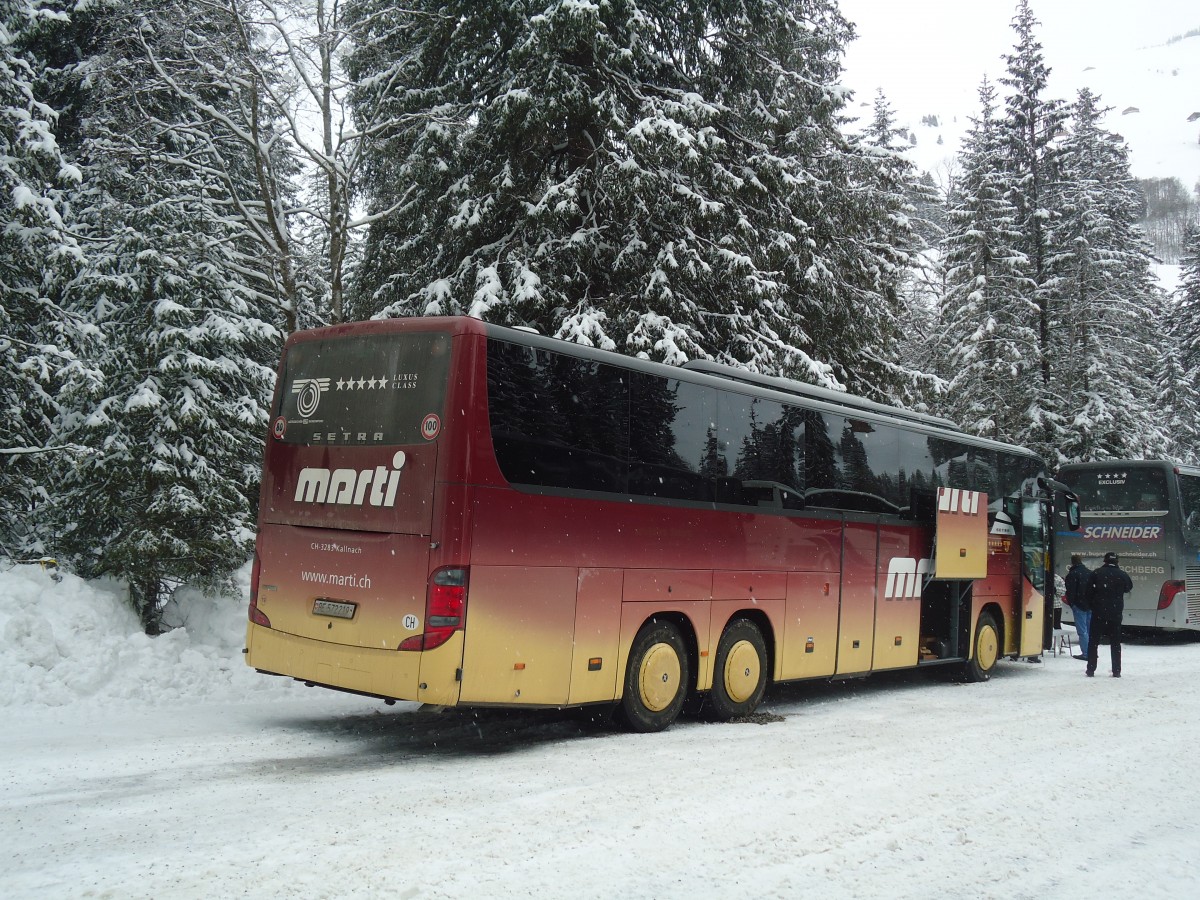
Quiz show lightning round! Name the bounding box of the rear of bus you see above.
[1055,461,1200,631]
[245,318,479,704]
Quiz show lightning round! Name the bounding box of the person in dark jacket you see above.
[1086,552,1133,678]
[1064,554,1093,661]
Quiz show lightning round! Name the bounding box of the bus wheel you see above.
[964,611,1000,683]
[619,619,690,733]
[708,618,768,721]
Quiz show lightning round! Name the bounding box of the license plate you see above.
[313,599,357,620]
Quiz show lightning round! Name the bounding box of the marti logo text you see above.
[294,451,407,507]
[885,557,933,600]
[938,488,982,515]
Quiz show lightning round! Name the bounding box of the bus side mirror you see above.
[1064,496,1081,531]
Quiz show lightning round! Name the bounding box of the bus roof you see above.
[282,316,1040,461]
[681,358,962,432]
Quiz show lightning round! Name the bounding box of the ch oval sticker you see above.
[403,614,419,631]
[421,414,441,441]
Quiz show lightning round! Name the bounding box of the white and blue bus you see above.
[1055,460,1200,632]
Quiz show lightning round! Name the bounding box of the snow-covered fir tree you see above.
[1153,330,1199,464]
[41,1,284,630]
[0,0,98,558]
[900,170,953,417]
[1046,87,1165,463]
[938,78,1038,441]
[861,88,942,410]
[1175,224,1200,461]
[997,0,1067,453]
[1178,224,1200,372]
[344,0,920,398]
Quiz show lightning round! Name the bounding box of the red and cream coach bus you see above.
[245,316,1077,731]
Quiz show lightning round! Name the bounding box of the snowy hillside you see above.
[1070,32,1200,187]
[902,31,1200,187]
[842,4,1200,189]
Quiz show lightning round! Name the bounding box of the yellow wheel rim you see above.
[723,639,761,703]
[976,624,999,671]
[638,642,682,712]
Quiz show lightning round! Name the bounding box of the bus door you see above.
[836,521,878,675]
[1013,496,1049,657]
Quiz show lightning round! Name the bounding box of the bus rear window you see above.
[275,332,451,445]
[1063,467,1169,513]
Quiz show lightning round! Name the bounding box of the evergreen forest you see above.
[3,0,1199,628]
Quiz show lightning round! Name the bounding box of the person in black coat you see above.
[1064,554,1093,660]
[1085,551,1134,678]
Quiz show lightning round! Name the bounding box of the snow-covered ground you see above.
[4,563,1200,899]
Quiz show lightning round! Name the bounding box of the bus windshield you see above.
[276,331,452,446]
[1062,466,1169,513]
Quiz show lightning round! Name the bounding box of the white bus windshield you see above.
[1065,467,1169,513]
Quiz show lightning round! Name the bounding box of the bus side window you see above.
[720,392,804,510]
[629,375,716,503]
[898,431,941,521]
[488,341,629,492]
[804,410,841,511]
[1178,473,1200,534]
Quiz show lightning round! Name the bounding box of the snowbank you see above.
[0,563,301,708]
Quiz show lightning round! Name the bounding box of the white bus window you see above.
[1178,473,1200,530]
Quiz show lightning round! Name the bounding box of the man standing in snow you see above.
[1064,554,1093,661]
[1085,552,1133,678]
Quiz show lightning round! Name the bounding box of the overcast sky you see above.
[838,0,1194,116]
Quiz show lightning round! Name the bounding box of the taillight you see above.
[1158,580,1185,611]
[248,551,271,627]
[399,567,468,651]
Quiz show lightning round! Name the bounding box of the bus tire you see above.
[707,618,768,721]
[964,610,1000,683]
[619,619,690,733]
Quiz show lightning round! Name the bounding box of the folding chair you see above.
[1052,628,1073,657]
